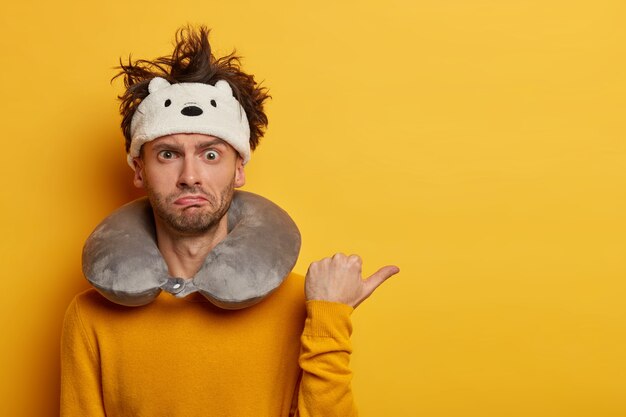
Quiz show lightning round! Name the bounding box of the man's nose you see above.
[177,157,202,187]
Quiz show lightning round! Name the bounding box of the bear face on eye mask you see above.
[82,191,301,309]
[128,77,251,168]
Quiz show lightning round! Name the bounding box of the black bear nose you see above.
[181,106,203,116]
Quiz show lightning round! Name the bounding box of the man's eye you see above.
[158,150,176,159]
[205,150,219,160]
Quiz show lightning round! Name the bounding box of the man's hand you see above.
[305,253,400,308]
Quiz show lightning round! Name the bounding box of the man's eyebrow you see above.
[196,139,227,150]
[150,139,227,152]
[151,141,183,152]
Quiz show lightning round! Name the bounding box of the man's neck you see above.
[154,215,228,279]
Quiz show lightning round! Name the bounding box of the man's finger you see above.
[363,265,400,294]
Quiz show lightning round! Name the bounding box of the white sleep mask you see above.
[128,77,251,168]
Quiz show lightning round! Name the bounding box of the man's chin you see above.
[179,204,208,213]
[168,219,217,235]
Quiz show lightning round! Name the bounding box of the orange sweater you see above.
[60,273,358,417]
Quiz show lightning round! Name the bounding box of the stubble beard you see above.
[145,180,235,235]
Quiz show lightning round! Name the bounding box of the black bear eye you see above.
[164,99,171,107]
[210,99,217,108]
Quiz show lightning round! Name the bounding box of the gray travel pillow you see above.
[82,191,301,309]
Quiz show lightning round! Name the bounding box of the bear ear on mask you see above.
[82,191,301,309]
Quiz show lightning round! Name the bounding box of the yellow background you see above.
[1,1,625,416]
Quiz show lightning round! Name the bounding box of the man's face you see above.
[132,133,246,235]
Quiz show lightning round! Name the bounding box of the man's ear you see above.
[132,157,146,189]
[234,156,246,188]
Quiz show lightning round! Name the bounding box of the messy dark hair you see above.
[113,25,270,153]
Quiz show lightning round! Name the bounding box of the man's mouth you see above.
[174,195,208,206]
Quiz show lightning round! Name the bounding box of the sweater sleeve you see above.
[60,297,106,417]
[295,300,358,417]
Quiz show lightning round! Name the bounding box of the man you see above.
[61,26,398,417]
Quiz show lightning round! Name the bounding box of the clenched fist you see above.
[305,253,400,308]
